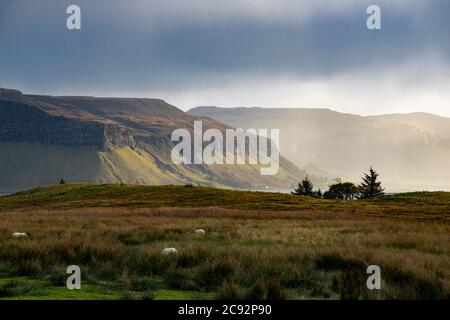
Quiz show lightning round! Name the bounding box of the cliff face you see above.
[0,88,309,192]
[0,100,135,150]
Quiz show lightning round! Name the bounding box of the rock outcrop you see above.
[0,100,135,150]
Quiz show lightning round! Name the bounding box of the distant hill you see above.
[189,107,450,192]
[0,88,310,192]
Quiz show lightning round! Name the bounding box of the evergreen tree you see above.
[358,167,384,199]
[292,177,314,196]
[59,178,65,185]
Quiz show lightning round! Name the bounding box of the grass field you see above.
[0,184,448,300]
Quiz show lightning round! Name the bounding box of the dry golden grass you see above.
[0,207,448,299]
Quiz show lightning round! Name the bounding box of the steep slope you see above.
[0,88,309,192]
[189,107,450,192]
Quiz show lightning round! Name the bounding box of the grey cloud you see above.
[0,0,449,107]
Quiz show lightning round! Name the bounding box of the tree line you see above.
[292,167,384,200]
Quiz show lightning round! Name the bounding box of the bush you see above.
[323,181,358,200]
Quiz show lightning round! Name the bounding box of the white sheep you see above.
[195,229,205,235]
[12,232,28,238]
[161,248,178,255]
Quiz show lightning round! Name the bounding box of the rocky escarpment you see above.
[0,100,135,150]
[0,87,310,192]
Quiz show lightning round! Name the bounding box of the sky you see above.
[0,0,449,116]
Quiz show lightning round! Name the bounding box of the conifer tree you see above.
[292,177,314,196]
[358,167,384,199]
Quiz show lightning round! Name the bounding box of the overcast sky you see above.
[1,0,449,116]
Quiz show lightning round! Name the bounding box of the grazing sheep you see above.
[195,229,205,235]
[12,232,28,238]
[161,248,178,255]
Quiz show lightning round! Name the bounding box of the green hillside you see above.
[1,184,449,217]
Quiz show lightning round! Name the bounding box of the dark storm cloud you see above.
[0,0,449,96]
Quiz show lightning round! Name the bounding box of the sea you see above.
[0,192,12,197]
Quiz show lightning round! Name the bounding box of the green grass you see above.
[0,276,214,300]
[154,290,213,300]
[0,277,122,300]
[1,183,449,217]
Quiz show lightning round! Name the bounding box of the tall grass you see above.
[0,207,448,299]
